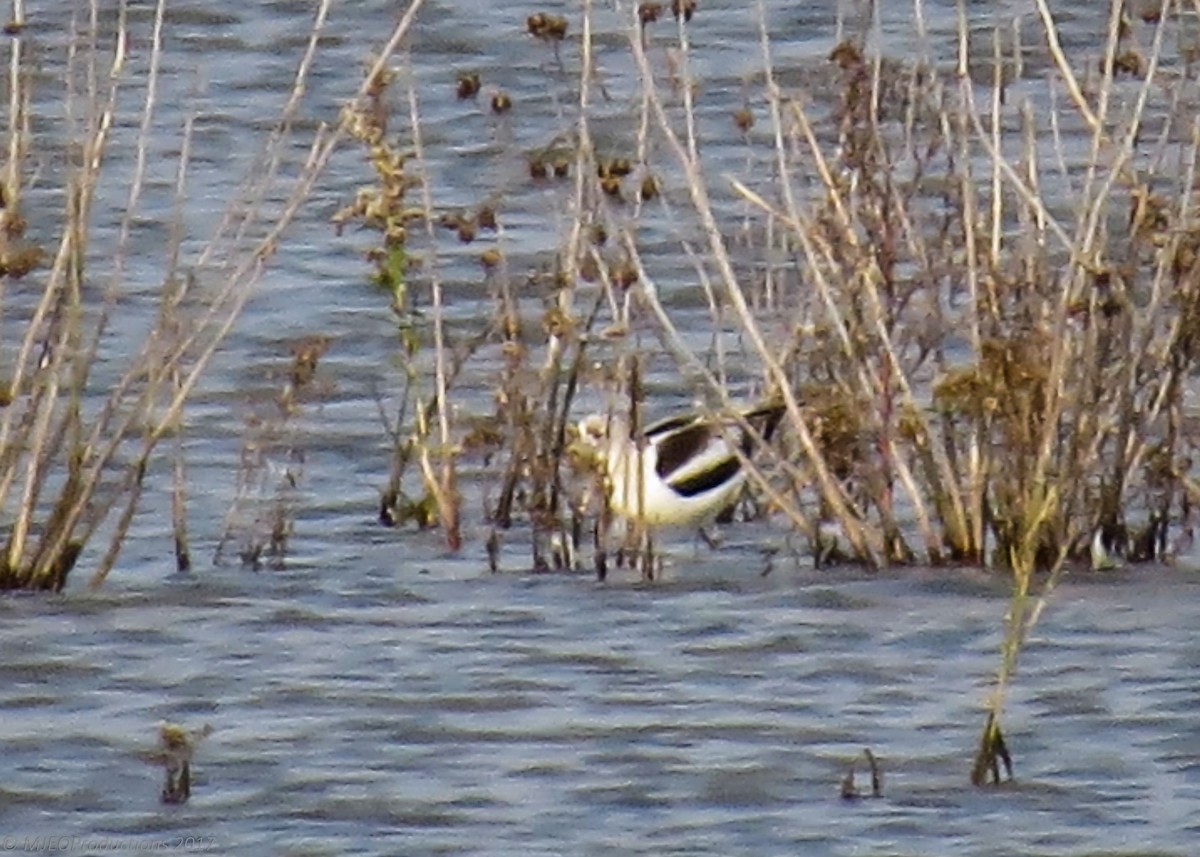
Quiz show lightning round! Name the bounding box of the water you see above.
[3,564,1198,853]
[3,1,1199,853]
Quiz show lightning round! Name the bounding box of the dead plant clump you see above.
[333,4,1200,784]
[344,6,1198,578]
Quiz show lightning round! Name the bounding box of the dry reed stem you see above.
[3,0,27,202]
[404,54,461,550]
[1030,0,1101,132]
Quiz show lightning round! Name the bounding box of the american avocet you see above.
[577,400,785,529]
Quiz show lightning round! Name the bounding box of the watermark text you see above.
[2,836,217,853]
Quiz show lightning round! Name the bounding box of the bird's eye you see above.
[578,418,605,444]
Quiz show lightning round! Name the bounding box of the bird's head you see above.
[570,414,615,483]
[577,414,610,450]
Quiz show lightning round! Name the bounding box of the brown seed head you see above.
[480,248,503,271]
[528,12,568,41]
[829,40,863,70]
[638,2,663,24]
[1139,1,1165,23]
[599,158,633,178]
[456,72,481,99]
[0,243,43,278]
[611,261,638,290]
[671,0,696,22]
[579,253,601,282]
[1112,50,1144,77]
[543,306,576,339]
[544,14,568,40]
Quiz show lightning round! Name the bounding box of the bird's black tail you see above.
[741,398,786,450]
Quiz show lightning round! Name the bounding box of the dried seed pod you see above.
[480,248,503,271]
[599,158,633,178]
[528,12,568,41]
[456,72,481,99]
[829,40,863,70]
[611,261,638,290]
[671,0,696,22]
[579,252,600,282]
[0,243,43,278]
[1138,0,1166,23]
[638,2,663,25]
[543,14,568,40]
[1112,50,1144,76]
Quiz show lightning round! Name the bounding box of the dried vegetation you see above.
[332,0,1200,782]
[0,0,418,589]
[4,0,1198,786]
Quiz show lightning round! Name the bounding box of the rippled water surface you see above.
[4,564,1199,854]
[3,1,1200,853]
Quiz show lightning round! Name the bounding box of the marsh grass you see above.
[0,0,428,590]
[340,1,1200,573]
[6,0,1179,788]
[340,1,1200,782]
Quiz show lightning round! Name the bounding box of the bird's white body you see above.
[578,403,783,529]
[603,416,747,527]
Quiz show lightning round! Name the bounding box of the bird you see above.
[576,399,785,530]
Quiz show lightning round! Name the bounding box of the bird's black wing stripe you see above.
[653,422,716,479]
[648,401,783,477]
[668,456,742,498]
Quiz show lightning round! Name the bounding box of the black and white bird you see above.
[577,400,785,529]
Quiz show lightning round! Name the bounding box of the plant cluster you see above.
[334,0,1200,782]
[0,0,410,590]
